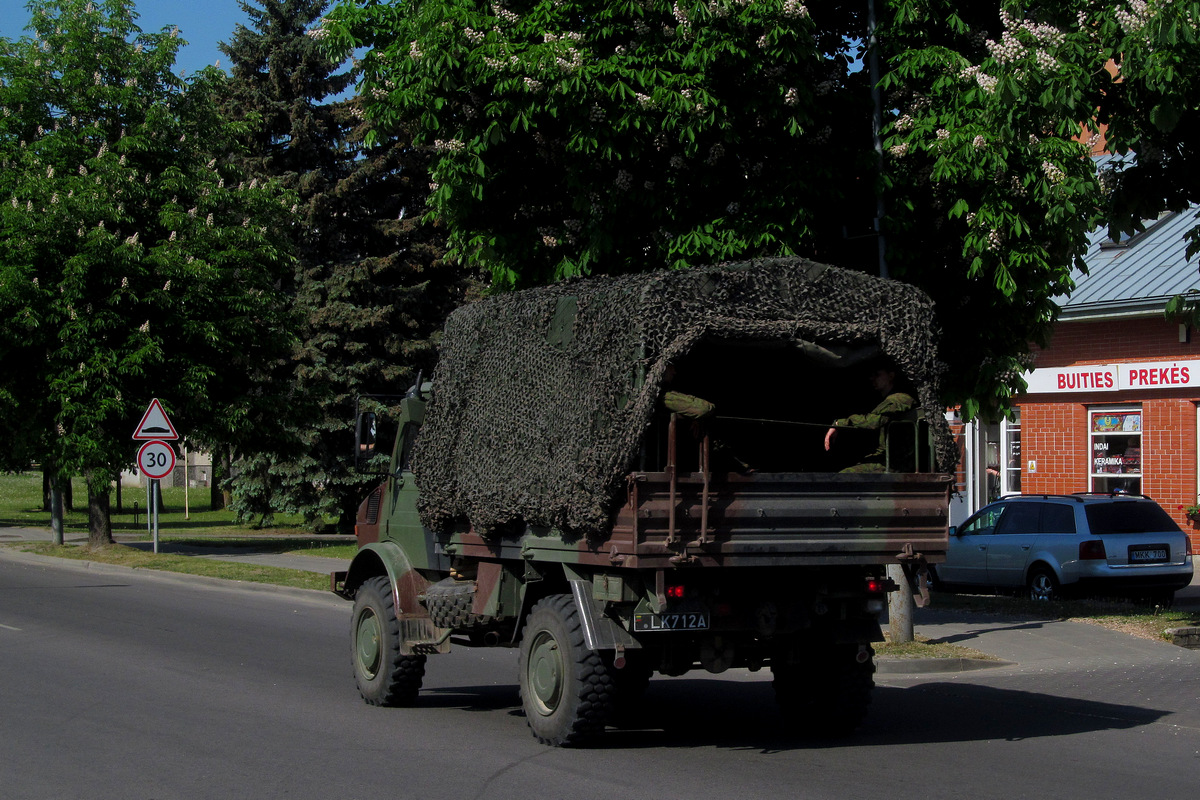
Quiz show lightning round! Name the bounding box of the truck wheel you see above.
[352,575,426,706]
[518,594,614,746]
[772,643,875,736]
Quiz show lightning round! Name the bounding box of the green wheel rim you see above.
[527,630,564,716]
[356,609,382,679]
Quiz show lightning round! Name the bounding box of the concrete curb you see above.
[875,656,1015,674]
[1165,626,1200,649]
[0,546,348,607]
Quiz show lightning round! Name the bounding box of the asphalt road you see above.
[1,556,1198,800]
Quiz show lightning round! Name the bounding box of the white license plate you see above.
[633,612,710,632]
[1130,548,1168,563]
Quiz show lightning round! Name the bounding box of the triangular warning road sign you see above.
[133,398,179,440]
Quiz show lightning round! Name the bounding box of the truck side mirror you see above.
[354,411,377,472]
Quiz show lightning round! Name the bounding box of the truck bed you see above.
[602,470,953,568]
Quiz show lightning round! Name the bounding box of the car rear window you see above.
[1084,501,1181,535]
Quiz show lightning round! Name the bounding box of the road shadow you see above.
[402,675,1170,753]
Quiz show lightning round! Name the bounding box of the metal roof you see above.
[1057,155,1200,320]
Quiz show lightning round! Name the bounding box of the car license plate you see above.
[1129,546,1168,563]
[633,612,710,632]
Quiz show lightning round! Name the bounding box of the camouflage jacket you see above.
[664,391,716,420]
[833,392,916,463]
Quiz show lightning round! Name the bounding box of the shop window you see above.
[1089,407,1142,494]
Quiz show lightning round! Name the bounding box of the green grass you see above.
[876,634,1001,661]
[0,471,321,536]
[1,471,354,592]
[14,542,330,591]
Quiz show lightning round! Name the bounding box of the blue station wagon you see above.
[933,493,1194,602]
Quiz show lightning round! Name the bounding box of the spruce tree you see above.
[219,0,470,531]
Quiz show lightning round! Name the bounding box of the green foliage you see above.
[219,0,471,531]
[321,0,1200,420]
[323,0,872,288]
[882,0,1200,415]
[0,0,296,542]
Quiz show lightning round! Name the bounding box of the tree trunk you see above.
[49,475,64,546]
[210,445,227,510]
[85,470,114,547]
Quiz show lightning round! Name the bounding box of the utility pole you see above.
[868,0,913,642]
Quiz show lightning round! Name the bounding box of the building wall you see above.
[1033,316,1200,367]
[1019,318,1200,553]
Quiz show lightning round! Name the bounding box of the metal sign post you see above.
[137,440,176,554]
[133,400,180,555]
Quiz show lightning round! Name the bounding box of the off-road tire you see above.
[352,576,426,706]
[772,643,875,737]
[518,594,614,746]
[422,578,476,629]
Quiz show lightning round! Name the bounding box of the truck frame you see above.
[332,258,955,745]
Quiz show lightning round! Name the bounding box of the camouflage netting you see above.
[412,257,958,537]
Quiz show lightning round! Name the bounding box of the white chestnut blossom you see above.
[1041,160,1066,185]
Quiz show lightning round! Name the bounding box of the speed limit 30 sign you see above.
[137,440,176,479]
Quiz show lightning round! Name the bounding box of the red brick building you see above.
[955,191,1200,554]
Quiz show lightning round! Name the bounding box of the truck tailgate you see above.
[612,471,952,567]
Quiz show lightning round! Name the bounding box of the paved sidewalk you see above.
[900,605,1199,673]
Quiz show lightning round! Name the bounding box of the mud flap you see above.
[568,580,642,652]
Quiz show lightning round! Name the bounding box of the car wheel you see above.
[1027,566,1060,602]
[925,564,941,591]
[351,575,426,705]
[518,594,614,746]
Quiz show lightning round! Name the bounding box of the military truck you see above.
[332,257,956,746]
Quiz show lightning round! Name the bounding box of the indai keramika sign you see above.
[1024,359,1200,394]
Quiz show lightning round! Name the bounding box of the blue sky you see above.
[0,0,250,76]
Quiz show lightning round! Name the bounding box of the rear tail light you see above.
[865,579,885,593]
[666,584,685,599]
[1079,539,1107,560]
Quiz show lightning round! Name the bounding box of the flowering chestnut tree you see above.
[0,0,295,544]
[320,0,1199,417]
[882,0,1200,416]
[320,0,874,288]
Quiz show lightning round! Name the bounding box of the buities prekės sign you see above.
[1024,359,1200,394]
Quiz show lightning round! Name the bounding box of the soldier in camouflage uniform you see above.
[824,365,915,473]
[661,365,751,472]
[663,391,715,420]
